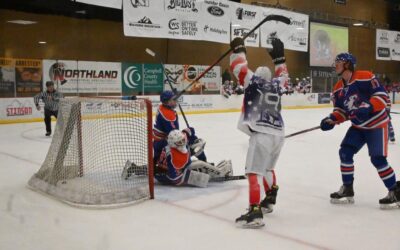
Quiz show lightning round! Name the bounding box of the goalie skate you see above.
[121,160,147,180]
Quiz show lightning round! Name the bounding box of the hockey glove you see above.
[230,37,246,54]
[182,127,195,138]
[320,116,336,131]
[351,102,372,122]
[267,38,286,65]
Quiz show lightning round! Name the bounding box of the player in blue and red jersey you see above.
[153,90,207,166]
[320,53,400,209]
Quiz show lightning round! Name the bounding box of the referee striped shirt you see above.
[34,91,63,111]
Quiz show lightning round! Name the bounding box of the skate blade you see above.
[261,205,274,214]
[380,202,400,210]
[330,197,354,204]
[236,219,265,229]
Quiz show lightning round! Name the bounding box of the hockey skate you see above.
[260,185,279,214]
[330,184,354,204]
[121,160,147,180]
[235,205,264,229]
[379,181,400,209]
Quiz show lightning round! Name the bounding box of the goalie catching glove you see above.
[190,138,206,157]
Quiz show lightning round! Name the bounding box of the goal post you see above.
[28,97,154,208]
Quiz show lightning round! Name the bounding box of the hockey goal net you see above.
[28,97,154,207]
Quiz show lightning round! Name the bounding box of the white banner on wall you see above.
[122,0,308,51]
[201,0,232,44]
[164,0,203,41]
[391,31,400,61]
[43,60,121,94]
[260,8,308,52]
[376,29,392,60]
[75,0,122,9]
[164,64,221,93]
[229,2,264,47]
[123,0,167,38]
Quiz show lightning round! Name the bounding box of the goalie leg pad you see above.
[187,170,210,188]
[189,160,232,178]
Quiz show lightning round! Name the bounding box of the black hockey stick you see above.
[390,111,400,114]
[173,14,291,100]
[285,126,321,139]
[145,48,190,128]
[210,175,246,182]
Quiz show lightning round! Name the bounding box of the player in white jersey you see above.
[230,37,289,228]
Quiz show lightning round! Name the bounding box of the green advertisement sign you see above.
[142,64,164,94]
[121,63,164,95]
[121,63,142,96]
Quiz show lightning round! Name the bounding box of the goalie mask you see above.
[167,130,188,152]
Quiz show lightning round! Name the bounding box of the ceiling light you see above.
[38,41,47,44]
[296,27,304,30]
[231,24,241,27]
[353,23,364,26]
[7,20,37,25]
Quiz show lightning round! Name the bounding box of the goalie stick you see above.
[145,48,190,128]
[173,14,291,100]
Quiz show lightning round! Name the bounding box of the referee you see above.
[34,81,63,136]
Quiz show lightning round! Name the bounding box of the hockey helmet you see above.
[254,66,272,81]
[160,90,175,103]
[335,53,356,66]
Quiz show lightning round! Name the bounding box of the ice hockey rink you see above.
[1,106,399,250]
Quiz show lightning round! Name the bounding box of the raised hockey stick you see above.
[210,175,246,182]
[285,126,321,139]
[145,48,190,128]
[173,14,291,100]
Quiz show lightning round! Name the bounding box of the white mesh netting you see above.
[28,97,153,208]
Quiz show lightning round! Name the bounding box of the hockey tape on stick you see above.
[173,15,291,100]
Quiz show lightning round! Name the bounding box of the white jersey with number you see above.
[230,52,289,136]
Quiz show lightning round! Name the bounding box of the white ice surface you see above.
[1,106,400,250]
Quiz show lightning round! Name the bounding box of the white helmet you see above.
[167,130,187,152]
[254,66,272,81]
